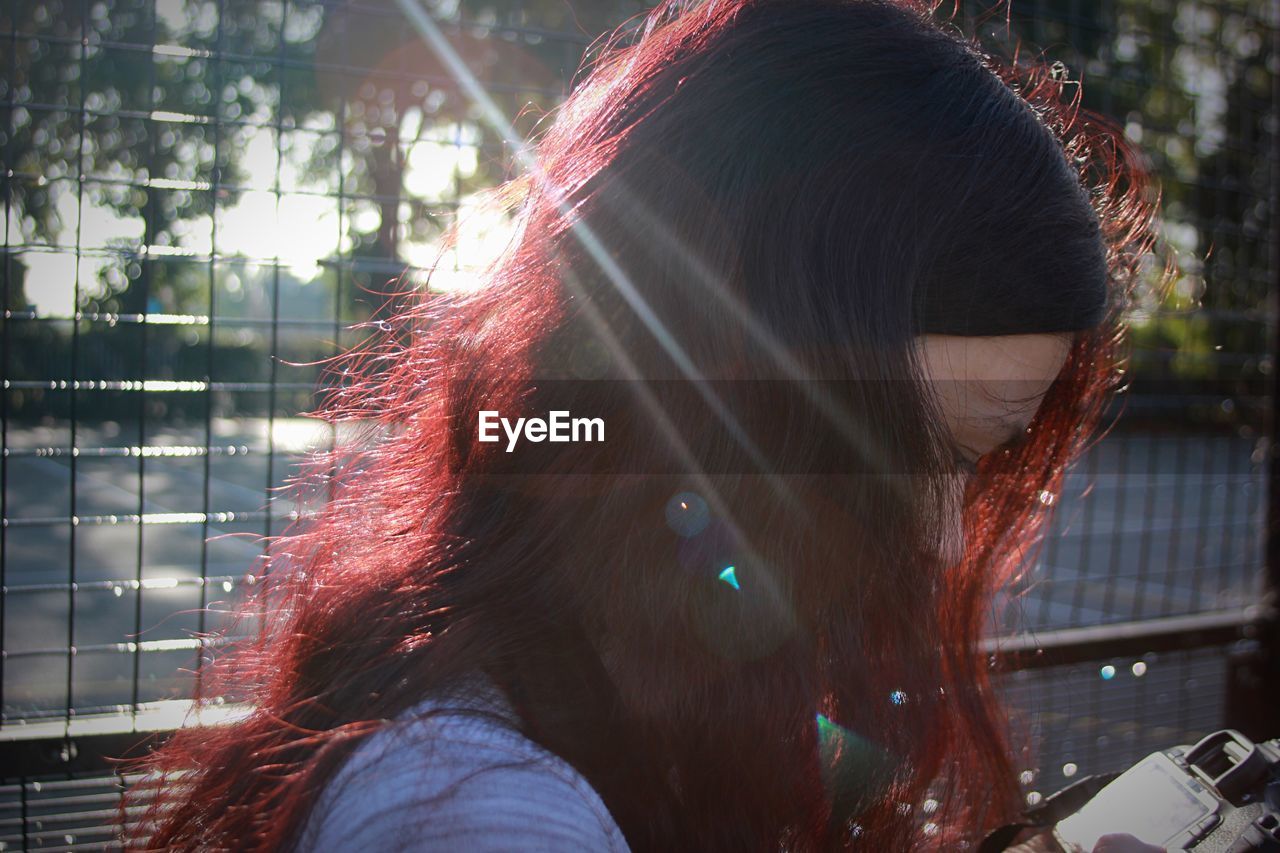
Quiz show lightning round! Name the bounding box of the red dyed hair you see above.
[124,0,1168,849]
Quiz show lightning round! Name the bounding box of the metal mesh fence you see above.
[1,0,651,736]
[983,0,1276,633]
[0,0,1276,843]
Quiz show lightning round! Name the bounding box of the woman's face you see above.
[917,332,1073,565]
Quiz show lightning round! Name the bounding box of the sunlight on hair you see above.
[407,189,520,293]
[392,0,812,516]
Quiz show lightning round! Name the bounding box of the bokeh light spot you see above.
[718,565,740,590]
[665,491,710,537]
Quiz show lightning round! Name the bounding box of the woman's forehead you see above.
[917,333,1072,446]
[915,333,1072,383]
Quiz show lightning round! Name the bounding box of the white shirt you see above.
[294,675,631,852]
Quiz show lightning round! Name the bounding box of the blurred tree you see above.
[0,0,645,317]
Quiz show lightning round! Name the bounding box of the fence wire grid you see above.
[0,0,1277,847]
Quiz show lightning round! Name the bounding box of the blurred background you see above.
[0,0,1276,847]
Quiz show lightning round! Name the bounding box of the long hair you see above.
[124,0,1167,849]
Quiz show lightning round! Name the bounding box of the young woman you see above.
[125,0,1170,849]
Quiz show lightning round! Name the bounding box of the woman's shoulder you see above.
[293,675,631,852]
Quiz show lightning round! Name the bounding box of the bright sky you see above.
[19,100,509,317]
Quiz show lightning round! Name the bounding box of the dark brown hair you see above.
[124,0,1165,849]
